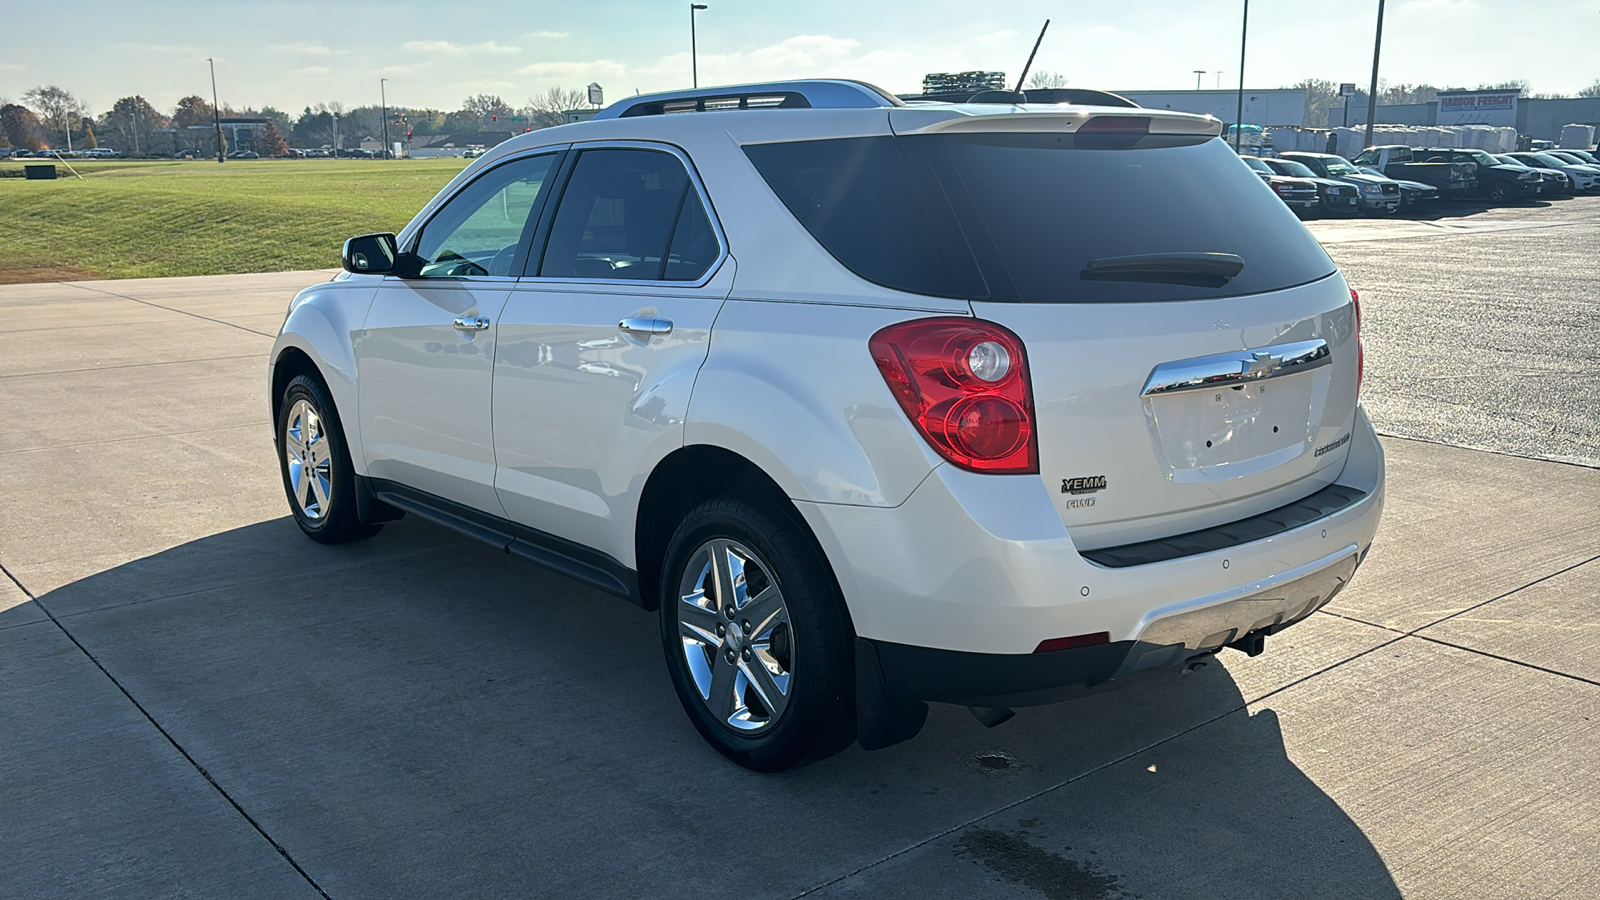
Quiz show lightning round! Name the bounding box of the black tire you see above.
[658,495,855,771]
[1488,183,1509,203]
[275,374,380,544]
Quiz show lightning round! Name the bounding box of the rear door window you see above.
[538,147,714,281]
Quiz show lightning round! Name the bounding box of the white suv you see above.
[269,80,1384,771]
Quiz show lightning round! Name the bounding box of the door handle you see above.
[452,316,490,332]
[619,316,673,337]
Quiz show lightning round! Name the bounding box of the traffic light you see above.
[491,113,497,123]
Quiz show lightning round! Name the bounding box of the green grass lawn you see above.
[0,158,470,281]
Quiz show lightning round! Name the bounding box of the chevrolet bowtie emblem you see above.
[1245,351,1281,376]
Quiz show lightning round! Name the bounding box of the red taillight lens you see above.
[1035,632,1110,654]
[1350,287,1365,395]
[1078,115,1150,134]
[870,317,1038,474]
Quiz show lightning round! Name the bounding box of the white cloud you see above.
[524,30,570,39]
[402,40,521,56]
[294,66,331,77]
[0,63,26,72]
[271,41,339,57]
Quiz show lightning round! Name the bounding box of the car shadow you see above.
[2,517,1402,899]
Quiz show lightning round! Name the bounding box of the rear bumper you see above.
[800,408,1385,703]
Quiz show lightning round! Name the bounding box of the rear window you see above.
[745,132,1334,303]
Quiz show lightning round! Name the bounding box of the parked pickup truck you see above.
[1352,145,1477,198]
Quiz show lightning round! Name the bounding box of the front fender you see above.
[270,278,379,472]
[684,298,945,507]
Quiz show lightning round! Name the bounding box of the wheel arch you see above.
[634,444,843,617]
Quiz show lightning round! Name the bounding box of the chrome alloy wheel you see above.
[676,538,795,733]
[283,398,332,521]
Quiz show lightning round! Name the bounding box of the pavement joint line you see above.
[0,420,270,457]
[0,353,268,381]
[1371,429,1599,471]
[62,282,279,338]
[1404,632,1600,690]
[0,556,334,900]
[791,630,1410,898]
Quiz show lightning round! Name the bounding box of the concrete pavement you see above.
[2,242,1597,898]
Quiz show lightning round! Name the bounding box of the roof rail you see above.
[590,79,903,120]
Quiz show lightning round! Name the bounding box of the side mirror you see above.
[342,232,399,274]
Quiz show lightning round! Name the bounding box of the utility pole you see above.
[1363,0,1386,152]
[332,113,339,158]
[132,105,140,155]
[1234,1,1249,152]
[1194,70,1207,91]
[380,78,391,159]
[690,4,708,88]
[207,57,224,162]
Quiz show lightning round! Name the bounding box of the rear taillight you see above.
[1350,287,1365,394]
[869,317,1038,474]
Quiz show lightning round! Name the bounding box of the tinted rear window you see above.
[746,132,1333,303]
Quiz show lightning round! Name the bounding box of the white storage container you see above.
[1560,124,1596,150]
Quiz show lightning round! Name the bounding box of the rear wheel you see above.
[276,374,380,544]
[1488,182,1510,203]
[658,496,855,771]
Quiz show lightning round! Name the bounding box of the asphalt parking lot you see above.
[2,198,1598,899]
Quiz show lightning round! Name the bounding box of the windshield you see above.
[1493,156,1525,167]
[1532,154,1570,167]
[1270,159,1319,179]
[1547,152,1584,164]
[745,132,1334,303]
[1242,156,1272,173]
[1322,158,1360,176]
[1463,150,1501,168]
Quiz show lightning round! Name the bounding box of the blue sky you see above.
[1,1,1595,114]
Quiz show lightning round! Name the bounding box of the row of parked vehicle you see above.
[1240,145,1600,218]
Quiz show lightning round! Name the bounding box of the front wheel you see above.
[276,374,380,544]
[658,496,856,771]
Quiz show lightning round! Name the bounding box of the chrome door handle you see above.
[452,316,490,331]
[619,316,673,337]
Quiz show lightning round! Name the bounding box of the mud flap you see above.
[855,638,929,751]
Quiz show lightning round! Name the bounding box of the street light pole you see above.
[207,57,224,162]
[1363,0,1386,152]
[380,78,391,159]
[1234,0,1248,152]
[1194,70,1206,91]
[690,4,708,88]
[332,113,339,159]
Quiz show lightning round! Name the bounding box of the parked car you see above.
[227,150,260,159]
[1353,145,1477,198]
[1413,148,1542,203]
[1261,157,1361,214]
[1506,152,1600,193]
[1356,166,1439,211]
[1279,152,1403,214]
[1556,148,1600,166]
[1492,155,1572,198]
[1240,155,1321,216]
[270,80,1382,771]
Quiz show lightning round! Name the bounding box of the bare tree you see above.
[459,94,514,123]
[1577,79,1600,99]
[522,86,587,129]
[22,85,87,145]
[1025,70,1068,90]
[1292,78,1338,129]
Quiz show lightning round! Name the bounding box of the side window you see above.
[539,148,709,281]
[413,153,556,278]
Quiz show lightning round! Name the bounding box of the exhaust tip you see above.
[968,706,1016,728]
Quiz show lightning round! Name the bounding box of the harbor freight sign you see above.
[1437,90,1520,126]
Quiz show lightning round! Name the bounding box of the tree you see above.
[1025,70,1068,90]
[22,85,86,145]
[293,107,335,148]
[81,122,97,149]
[259,120,289,157]
[1576,80,1600,99]
[1381,83,1442,105]
[1,103,46,151]
[1476,80,1529,93]
[522,86,586,129]
[171,95,216,128]
[1292,78,1338,129]
[458,94,513,124]
[98,96,166,154]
